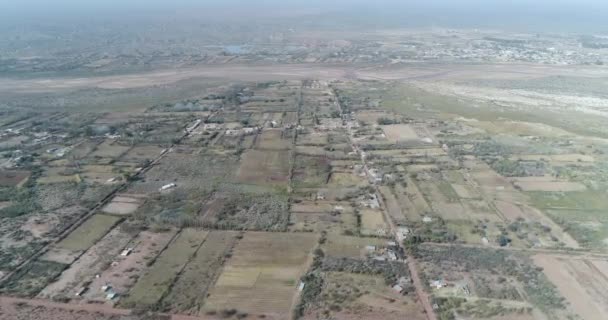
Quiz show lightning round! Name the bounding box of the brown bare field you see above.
[322,235,389,259]
[83,230,177,303]
[451,184,476,199]
[236,149,290,187]
[289,200,357,234]
[101,195,145,215]
[255,129,291,150]
[378,186,408,225]
[0,170,30,187]
[360,209,389,237]
[327,172,368,188]
[297,132,328,146]
[494,200,525,221]
[203,232,317,319]
[37,167,81,185]
[0,297,132,320]
[381,124,419,141]
[79,165,121,185]
[533,254,608,320]
[39,248,83,265]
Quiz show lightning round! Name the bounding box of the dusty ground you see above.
[1,63,606,94]
[84,230,177,303]
[38,225,134,300]
[533,254,608,320]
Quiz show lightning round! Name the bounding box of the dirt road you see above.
[333,86,438,320]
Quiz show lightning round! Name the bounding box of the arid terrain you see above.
[1,3,608,319]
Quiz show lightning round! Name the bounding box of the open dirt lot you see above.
[0,170,30,187]
[83,230,177,303]
[533,254,608,320]
[236,149,290,187]
[381,124,419,142]
[38,224,134,300]
[102,195,146,215]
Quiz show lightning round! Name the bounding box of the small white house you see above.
[75,287,87,297]
[159,183,177,191]
[120,248,133,256]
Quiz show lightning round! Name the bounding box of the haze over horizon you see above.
[1,0,607,33]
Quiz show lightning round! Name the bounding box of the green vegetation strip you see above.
[0,260,68,297]
[120,229,209,309]
[56,214,122,252]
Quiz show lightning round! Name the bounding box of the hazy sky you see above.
[1,0,607,32]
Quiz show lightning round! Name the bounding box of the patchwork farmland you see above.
[1,76,607,320]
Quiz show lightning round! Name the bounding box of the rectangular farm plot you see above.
[83,230,177,302]
[120,229,208,308]
[381,124,419,141]
[289,202,357,234]
[38,223,134,299]
[378,186,408,225]
[322,235,390,259]
[119,145,166,163]
[163,231,239,314]
[0,170,30,187]
[512,179,587,192]
[79,165,125,185]
[255,129,292,150]
[88,140,131,159]
[327,171,368,188]
[37,167,81,184]
[0,260,67,297]
[203,232,317,318]
[102,194,145,215]
[292,155,331,188]
[237,149,290,187]
[56,214,122,252]
[533,255,608,320]
[360,209,389,237]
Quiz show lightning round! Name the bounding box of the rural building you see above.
[159,183,177,191]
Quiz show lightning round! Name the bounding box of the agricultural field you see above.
[2,68,608,320]
[119,229,208,308]
[533,254,608,320]
[55,214,122,253]
[202,232,317,319]
[236,149,290,188]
